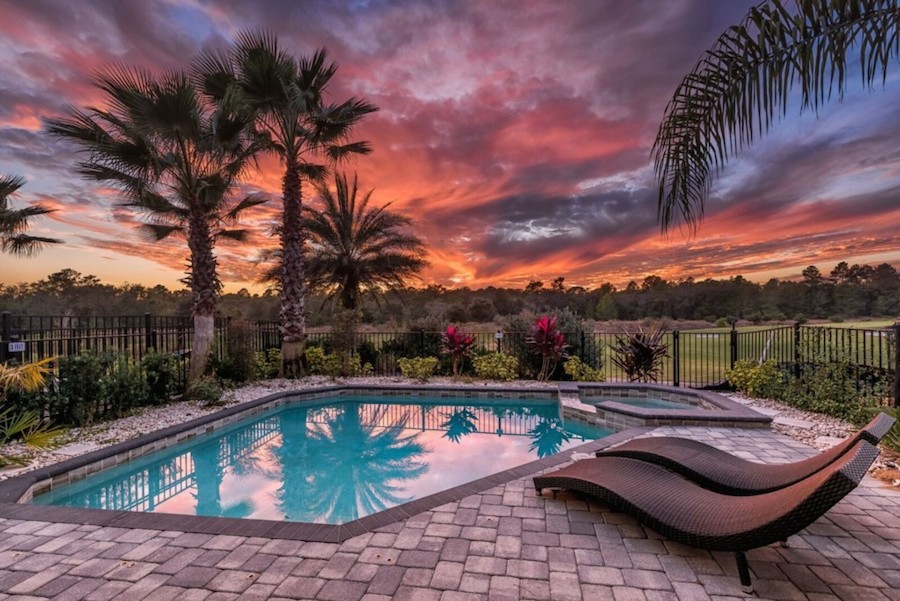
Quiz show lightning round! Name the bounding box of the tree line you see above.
[3,262,898,326]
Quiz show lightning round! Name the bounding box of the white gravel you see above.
[1,378,895,487]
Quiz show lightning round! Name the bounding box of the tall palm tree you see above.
[194,31,378,376]
[0,175,61,256]
[260,172,428,311]
[654,0,900,231]
[47,68,265,381]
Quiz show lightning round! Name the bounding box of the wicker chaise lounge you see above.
[533,439,879,593]
[595,412,894,495]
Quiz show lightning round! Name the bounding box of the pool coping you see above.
[567,382,772,428]
[0,383,652,542]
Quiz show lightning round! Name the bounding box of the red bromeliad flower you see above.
[442,324,477,376]
[527,315,569,380]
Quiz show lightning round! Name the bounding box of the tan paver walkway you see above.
[0,427,898,600]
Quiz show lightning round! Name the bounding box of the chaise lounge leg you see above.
[735,551,753,594]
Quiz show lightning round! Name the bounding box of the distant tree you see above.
[525,280,544,293]
[48,68,264,381]
[0,175,61,256]
[550,277,565,292]
[654,0,900,231]
[594,294,618,321]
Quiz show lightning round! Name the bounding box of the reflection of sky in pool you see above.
[33,396,611,524]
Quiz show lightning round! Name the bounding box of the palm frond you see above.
[225,194,268,220]
[1,234,62,257]
[653,0,900,232]
[138,223,182,241]
[0,174,26,202]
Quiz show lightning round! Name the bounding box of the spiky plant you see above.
[526,315,569,381]
[610,326,669,383]
[654,0,900,231]
[442,325,477,377]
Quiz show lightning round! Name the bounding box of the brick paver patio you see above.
[0,426,898,600]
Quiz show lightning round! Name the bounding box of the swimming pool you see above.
[32,395,610,524]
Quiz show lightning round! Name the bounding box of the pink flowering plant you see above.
[526,315,569,381]
[442,324,477,376]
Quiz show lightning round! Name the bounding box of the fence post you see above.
[419,330,425,357]
[729,322,738,370]
[672,330,680,387]
[893,323,900,407]
[144,313,153,352]
[0,311,10,363]
[793,322,801,379]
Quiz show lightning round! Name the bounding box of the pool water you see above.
[600,396,698,410]
[33,396,610,524]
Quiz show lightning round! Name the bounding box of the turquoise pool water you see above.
[600,396,699,410]
[33,396,610,524]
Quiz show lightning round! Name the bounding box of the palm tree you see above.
[654,0,900,231]
[0,175,61,256]
[260,172,428,311]
[46,68,265,381]
[194,31,378,377]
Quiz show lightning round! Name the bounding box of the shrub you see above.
[54,352,114,425]
[781,359,886,423]
[188,376,222,404]
[105,355,149,417]
[253,348,282,380]
[398,357,439,381]
[527,315,569,381]
[610,326,668,382]
[563,356,605,382]
[305,346,363,379]
[725,360,785,398]
[213,319,257,383]
[473,353,519,381]
[141,350,180,403]
[715,317,727,328]
[442,325,477,376]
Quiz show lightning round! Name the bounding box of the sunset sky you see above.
[2,0,900,293]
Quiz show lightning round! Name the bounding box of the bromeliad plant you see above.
[526,315,569,381]
[611,326,669,383]
[442,325,476,377]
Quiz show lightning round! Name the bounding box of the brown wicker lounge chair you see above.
[594,412,894,495]
[534,439,878,593]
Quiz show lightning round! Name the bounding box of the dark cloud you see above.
[1,0,900,290]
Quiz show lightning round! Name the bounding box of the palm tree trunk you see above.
[279,162,307,377]
[188,213,219,383]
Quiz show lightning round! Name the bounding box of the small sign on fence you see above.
[7,341,25,353]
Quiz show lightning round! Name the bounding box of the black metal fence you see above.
[2,312,897,403]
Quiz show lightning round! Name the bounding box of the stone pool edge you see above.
[0,383,650,542]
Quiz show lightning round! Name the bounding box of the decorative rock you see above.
[773,416,815,429]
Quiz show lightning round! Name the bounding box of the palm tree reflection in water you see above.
[441,408,479,443]
[528,417,573,458]
[275,403,428,524]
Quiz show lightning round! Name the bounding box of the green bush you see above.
[725,360,785,399]
[473,353,519,381]
[54,352,114,425]
[213,319,257,383]
[141,350,180,404]
[187,376,222,404]
[253,348,281,379]
[105,356,149,417]
[781,360,886,423]
[563,356,605,382]
[398,357,439,381]
[305,347,364,378]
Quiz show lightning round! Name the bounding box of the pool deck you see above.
[0,427,898,600]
